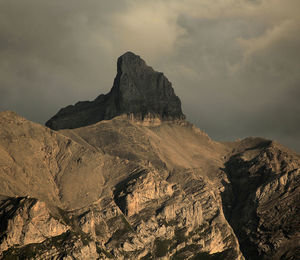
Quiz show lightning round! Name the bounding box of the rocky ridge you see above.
[0,52,299,259]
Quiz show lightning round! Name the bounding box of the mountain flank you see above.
[0,52,299,259]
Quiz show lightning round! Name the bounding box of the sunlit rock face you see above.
[0,53,299,259]
[0,197,69,253]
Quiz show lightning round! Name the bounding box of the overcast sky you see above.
[0,0,299,152]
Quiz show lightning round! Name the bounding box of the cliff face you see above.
[45,52,184,131]
[0,52,299,259]
[222,140,300,260]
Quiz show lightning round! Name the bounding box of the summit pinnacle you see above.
[46,51,185,130]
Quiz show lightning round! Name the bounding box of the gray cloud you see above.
[0,0,299,152]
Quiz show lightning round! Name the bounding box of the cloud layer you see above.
[0,0,299,151]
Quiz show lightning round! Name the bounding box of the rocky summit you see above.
[46,52,184,130]
[0,52,299,259]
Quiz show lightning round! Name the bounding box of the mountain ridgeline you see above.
[0,52,299,259]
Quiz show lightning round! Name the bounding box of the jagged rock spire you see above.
[46,51,185,130]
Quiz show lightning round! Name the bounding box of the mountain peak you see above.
[46,51,185,130]
[117,51,148,74]
[118,51,142,62]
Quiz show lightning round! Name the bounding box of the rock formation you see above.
[46,52,184,130]
[0,52,299,259]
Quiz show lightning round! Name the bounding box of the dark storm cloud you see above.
[0,0,299,152]
[0,0,127,122]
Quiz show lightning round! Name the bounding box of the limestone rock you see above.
[222,140,300,260]
[0,197,69,256]
[46,52,184,130]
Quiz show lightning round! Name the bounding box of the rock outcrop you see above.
[46,52,184,130]
[0,197,69,253]
[222,140,300,260]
